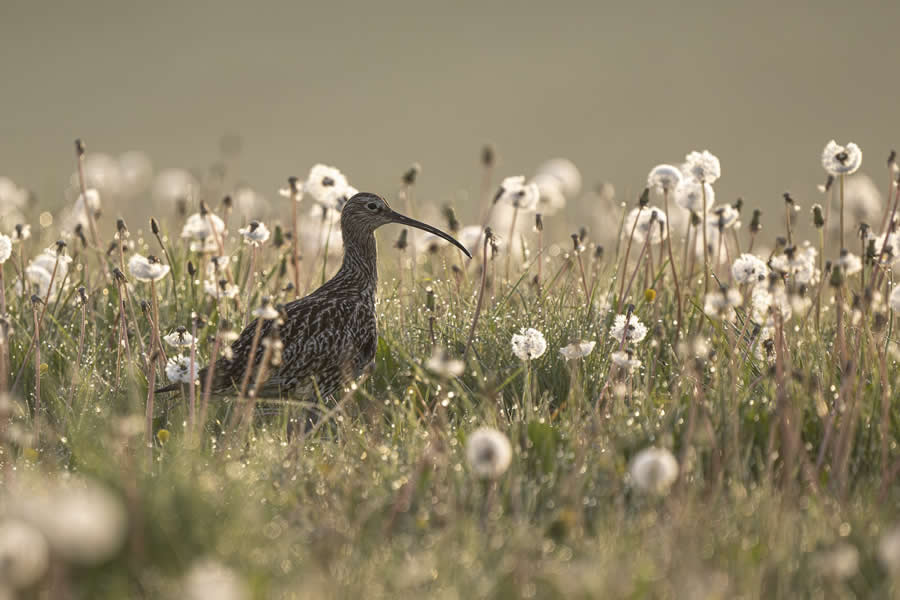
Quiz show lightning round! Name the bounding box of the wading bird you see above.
[158,192,470,399]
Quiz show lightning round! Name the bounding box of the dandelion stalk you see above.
[146,350,158,470]
[288,177,301,298]
[463,231,491,362]
[701,181,710,294]
[31,295,42,444]
[662,189,684,339]
[505,206,519,283]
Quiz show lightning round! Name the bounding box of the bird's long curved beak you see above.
[388,211,472,258]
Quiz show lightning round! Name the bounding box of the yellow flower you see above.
[644,288,657,303]
[156,429,170,445]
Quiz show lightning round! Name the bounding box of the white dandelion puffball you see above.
[12,223,31,243]
[611,350,641,373]
[305,164,351,210]
[466,427,513,479]
[425,348,465,378]
[609,314,648,344]
[163,329,196,348]
[890,284,900,313]
[184,559,249,600]
[457,225,485,255]
[624,206,667,245]
[495,176,539,211]
[0,234,11,263]
[230,185,269,219]
[204,279,240,300]
[69,153,123,199]
[731,254,768,284]
[128,254,170,282]
[629,447,679,495]
[842,173,882,223]
[534,157,582,199]
[878,525,900,574]
[0,176,28,224]
[166,355,198,384]
[822,140,862,176]
[63,188,102,231]
[117,150,153,198]
[559,341,596,361]
[647,164,683,193]
[836,250,862,276]
[238,220,270,244]
[0,520,49,589]
[674,180,715,213]
[530,173,567,215]
[683,150,721,184]
[181,212,226,253]
[24,248,72,300]
[814,543,859,580]
[703,287,743,320]
[152,168,199,212]
[17,479,128,566]
[710,204,740,230]
[511,327,547,360]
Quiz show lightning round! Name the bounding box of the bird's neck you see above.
[336,228,378,292]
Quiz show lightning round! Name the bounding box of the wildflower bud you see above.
[824,260,833,273]
[222,195,233,209]
[829,266,844,287]
[535,213,543,232]
[571,233,583,253]
[644,288,656,303]
[140,300,150,315]
[481,144,495,167]
[889,150,896,167]
[272,225,284,248]
[75,138,85,156]
[484,227,494,242]
[394,229,408,251]
[825,174,835,191]
[288,176,300,194]
[783,192,793,205]
[150,217,160,235]
[78,286,88,304]
[187,261,196,277]
[402,163,421,185]
[863,286,873,307]
[750,209,762,233]
[733,197,743,212]
[199,201,209,216]
[425,286,435,311]
[452,264,462,276]
[579,226,588,242]
[812,204,825,228]
[112,267,126,283]
[639,187,650,208]
[442,206,459,233]
[55,239,66,254]
[594,245,604,259]
[851,293,861,311]
[690,212,702,227]
[31,294,44,306]
[282,282,295,295]
[106,240,118,256]
[74,224,87,248]
[858,223,869,240]
[866,239,876,262]
[776,238,788,252]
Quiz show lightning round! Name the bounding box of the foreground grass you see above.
[1,154,900,598]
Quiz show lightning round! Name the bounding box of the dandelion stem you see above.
[463,233,490,362]
[839,173,845,250]
[701,181,710,294]
[663,190,684,340]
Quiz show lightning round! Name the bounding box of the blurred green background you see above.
[1,0,897,224]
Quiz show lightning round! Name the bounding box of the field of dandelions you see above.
[1,138,900,599]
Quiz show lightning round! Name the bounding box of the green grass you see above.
[1,183,899,599]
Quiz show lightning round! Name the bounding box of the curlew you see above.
[158,192,470,400]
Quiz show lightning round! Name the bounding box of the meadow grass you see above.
[0,148,899,598]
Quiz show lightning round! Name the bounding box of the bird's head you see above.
[341,192,471,258]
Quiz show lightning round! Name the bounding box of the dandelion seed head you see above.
[0,520,49,589]
[425,348,465,378]
[629,447,679,495]
[674,180,715,213]
[611,349,641,373]
[304,164,352,210]
[184,559,249,600]
[128,253,170,282]
[609,314,648,344]
[624,207,667,245]
[511,327,547,360]
[152,168,199,213]
[496,176,539,211]
[165,355,198,384]
[466,427,513,479]
[0,234,11,264]
[822,140,862,176]
[239,220,270,244]
[182,213,226,253]
[163,328,195,348]
[559,340,596,360]
[731,253,768,284]
[647,164,683,193]
[682,150,721,184]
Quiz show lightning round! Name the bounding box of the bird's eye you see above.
[367,202,378,210]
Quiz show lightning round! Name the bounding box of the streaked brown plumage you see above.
[158,192,470,399]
